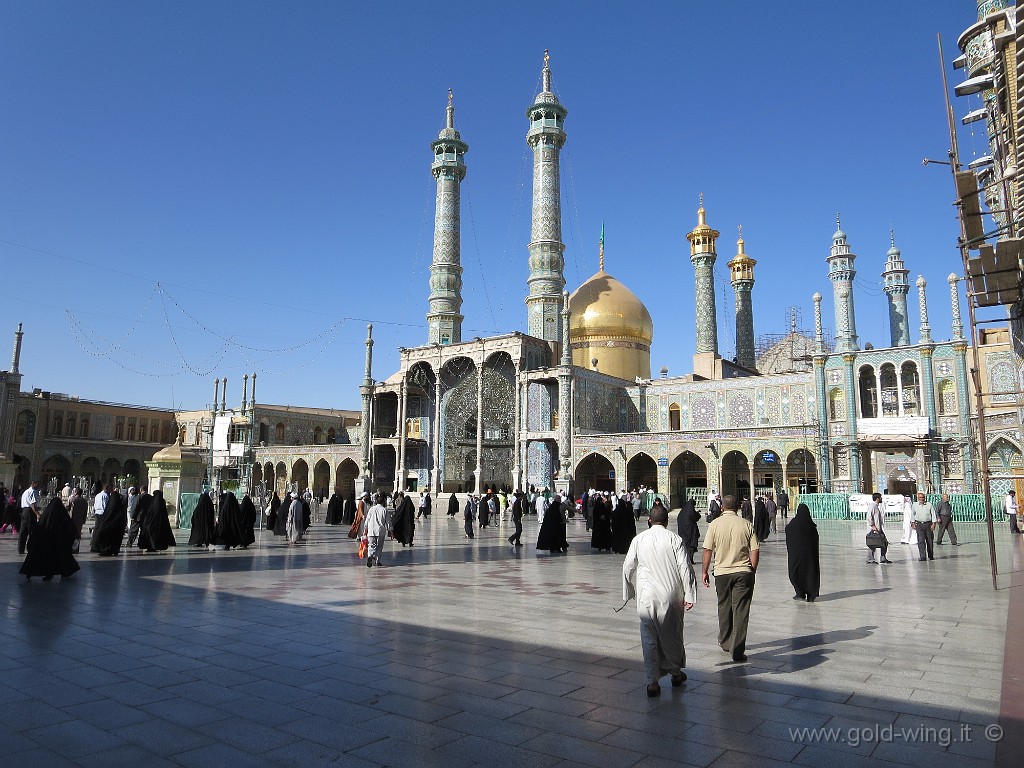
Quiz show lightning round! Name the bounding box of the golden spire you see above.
[686,193,719,254]
[598,222,605,272]
[728,224,756,275]
[446,88,454,129]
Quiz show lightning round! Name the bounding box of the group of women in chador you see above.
[90,489,127,556]
[536,493,568,553]
[135,490,177,552]
[324,493,343,525]
[21,498,80,581]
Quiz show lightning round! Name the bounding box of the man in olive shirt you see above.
[701,494,759,663]
[912,492,937,561]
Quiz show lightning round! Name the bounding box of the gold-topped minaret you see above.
[729,225,757,369]
[687,194,720,357]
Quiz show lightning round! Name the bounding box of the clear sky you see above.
[0,0,996,413]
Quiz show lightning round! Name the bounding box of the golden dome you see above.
[568,268,653,380]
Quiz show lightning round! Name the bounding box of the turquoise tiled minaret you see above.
[526,51,567,342]
[827,216,860,353]
[427,90,468,346]
[949,273,976,491]
[728,226,757,369]
[882,231,911,347]
[687,196,720,355]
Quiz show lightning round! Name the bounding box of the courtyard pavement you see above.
[1,509,1021,768]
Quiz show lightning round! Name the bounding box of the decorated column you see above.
[355,324,374,497]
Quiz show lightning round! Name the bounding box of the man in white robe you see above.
[362,494,388,567]
[286,493,304,544]
[622,504,696,697]
[899,494,918,545]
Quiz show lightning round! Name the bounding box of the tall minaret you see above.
[728,226,757,369]
[881,231,911,347]
[827,215,859,353]
[427,89,468,346]
[687,195,720,356]
[525,50,568,342]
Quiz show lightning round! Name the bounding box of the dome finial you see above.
[542,49,551,92]
[890,227,895,249]
[737,224,744,252]
[446,88,454,129]
[697,193,706,226]
[599,221,605,272]
[836,211,841,231]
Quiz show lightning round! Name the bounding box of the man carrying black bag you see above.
[866,492,892,564]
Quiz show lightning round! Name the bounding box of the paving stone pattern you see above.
[1,512,1019,768]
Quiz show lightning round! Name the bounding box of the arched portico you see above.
[576,452,615,493]
[669,451,707,509]
[627,452,658,492]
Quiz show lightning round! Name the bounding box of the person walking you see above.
[463,495,476,539]
[507,491,524,547]
[676,498,700,564]
[866,492,892,564]
[701,494,759,663]
[785,503,820,602]
[777,488,790,520]
[911,491,937,561]
[363,493,388,566]
[935,493,959,546]
[1007,490,1020,534]
[765,494,778,534]
[622,503,696,697]
[18,480,42,555]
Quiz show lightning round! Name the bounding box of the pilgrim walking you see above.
[20,498,80,581]
[622,503,696,697]
[785,503,820,601]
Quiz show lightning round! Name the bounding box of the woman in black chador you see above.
[341,492,356,525]
[393,493,416,547]
[137,490,177,552]
[267,492,282,531]
[90,490,127,556]
[239,495,257,547]
[447,493,459,517]
[753,498,771,542]
[21,498,80,580]
[188,493,216,547]
[786,503,820,602]
[611,494,637,555]
[325,493,343,525]
[272,492,290,536]
[215,493,245,549]
[590,495,613,552]
[675,498,700,564]
[536,494,568,553]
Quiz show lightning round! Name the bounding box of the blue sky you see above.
[0,1,996,412]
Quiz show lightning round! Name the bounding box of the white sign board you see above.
[856,416,929,439]
[213,416,231,451]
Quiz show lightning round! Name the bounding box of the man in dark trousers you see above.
[126,486,152,547]
[701,494,759,663]
[777,489,790,520]
[935,493,959,546]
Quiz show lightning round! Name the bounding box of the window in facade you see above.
[275,423,285,442]
[668,403,681,431]
[465,417,477,439]
[938,379,957,415]
[80,417,89,438]
[828,388,845,421]
[15,411,35,443]
[150,422,159,442]
[941,444,962,477]
[126,418,136,442]
[832,446,849,477]
[880,363,899,417]
[313,426,323,445]
[52,413,62,437]
[327,427,336,443]
[858,366,878,418]
[900,362,921,416]
[66,414,76,438]
[115,417,125,440]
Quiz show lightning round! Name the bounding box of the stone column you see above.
[556,292,572,486]
[396,379,407,493]
[512,373,522,491]
[355,324,374,497]
[474,352,484,494]
[432,373,442,495]
[843,354,861,492]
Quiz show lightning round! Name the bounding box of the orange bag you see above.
[358,535,368,559]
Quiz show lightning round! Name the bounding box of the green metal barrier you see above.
[178,493,200,529]
[799,493,851,519]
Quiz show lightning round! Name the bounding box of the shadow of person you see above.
[813,587,891,602]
